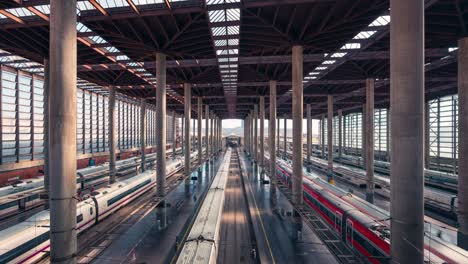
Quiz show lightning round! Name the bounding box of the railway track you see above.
[217,148,257,264]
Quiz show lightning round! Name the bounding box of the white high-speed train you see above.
[0,170,156,264]
[0,150,204,264]
[0,149,204,219]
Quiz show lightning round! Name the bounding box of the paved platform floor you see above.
[239,151,339,264]
[94,157,222,264]
[217,152,255,264]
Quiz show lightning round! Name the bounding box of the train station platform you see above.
[83,157,223,264]
[238,151,339,264]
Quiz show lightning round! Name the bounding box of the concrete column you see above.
[205,105,209,160]
[210,111,214,158]
[197,97,203,166]
[390,0,424,262]
[140,98,147,171]
[338,110,342,161]
[343,113,346,153]
[192,118,196,151]
[283,116,288,159]
[306,104,312,167]
[269,81,277,185]
[172,110,176,158]
[181,116,184,153]
[277,117,280,156]
[215,116,218,153]
[292,45,303,205]
[254,104,258,162]
[425,102,431,168]
[218,117,220,151]
[43,58,50,195]
[327,95,334,183]
[156,52,167,197]
[249,110,253,156]
[259,96,265,169]
[109,86,116,183]
[49,1,77,262]
[245,115,249,153]
[219,118,222,151]
[184,84,191,176]
[365,79,375,203]
[218,118,222,151]
[458,37,468,249]
[362,104,366,165]
[321,115,325,158]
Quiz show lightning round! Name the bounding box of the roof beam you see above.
[88,0,109,16]
[0,9,24,24]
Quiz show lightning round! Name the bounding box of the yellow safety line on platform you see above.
[243,159,276,264]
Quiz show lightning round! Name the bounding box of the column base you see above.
[458,231,468,250]
[366,192,374,204]
[327,170,334,185]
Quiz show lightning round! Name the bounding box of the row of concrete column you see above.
[244,2,468,262]
[45,1,468,263]
[47,1,223,261]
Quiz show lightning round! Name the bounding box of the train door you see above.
[18,197,26,210]
[346,219,354,247]
[335,211,342,232]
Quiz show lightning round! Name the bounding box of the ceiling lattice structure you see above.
[0,0,465,118]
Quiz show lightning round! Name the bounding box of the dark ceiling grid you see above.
[0,0,464,118]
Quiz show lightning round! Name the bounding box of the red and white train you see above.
[272,158,468,264]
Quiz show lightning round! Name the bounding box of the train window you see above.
[353,231,387,262]
[76,214,83,223]
[0,200,17,210]
[90,207,93,215]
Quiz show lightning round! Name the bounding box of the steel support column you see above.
[292,45,303,205]
[458,37,468,249]
[49,1,77,262]
[365,79,375,203]
[390,0,424,262]
[156,52,167,197]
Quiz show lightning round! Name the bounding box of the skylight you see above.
[353,31,376,39]
[369,15,390,26]
[331,52,347,58]
[340,43,361,50]
[5,8,34,17]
